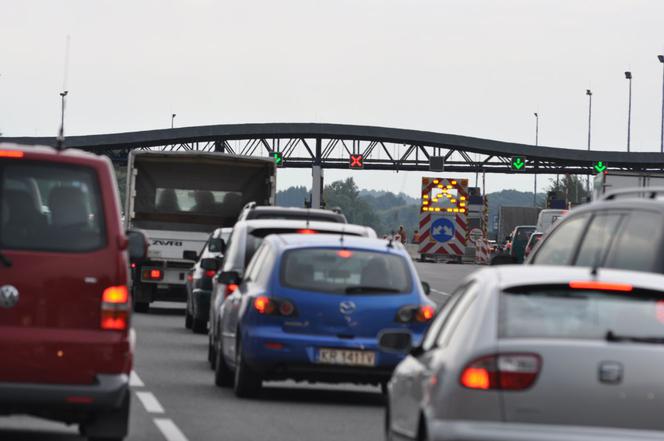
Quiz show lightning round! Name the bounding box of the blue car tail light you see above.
[253,296,297,317]
[396,305,435,324]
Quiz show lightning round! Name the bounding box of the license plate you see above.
[317,348,376,367]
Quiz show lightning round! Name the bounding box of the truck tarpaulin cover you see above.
[132,156,271,231]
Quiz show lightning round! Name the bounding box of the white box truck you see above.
[125,151,275,312]
[593,171,664,201]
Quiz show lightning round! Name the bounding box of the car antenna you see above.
[387,230,395,249]
[55,35,70,152]
[339,224,346,248]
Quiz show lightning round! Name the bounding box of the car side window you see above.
[604,212,663,273]
[435,282,478,348]
[244,243,267,282]
[256,246,276,286]
[574,213,624,267]
[531,214,590,265]
[420,282,474,352]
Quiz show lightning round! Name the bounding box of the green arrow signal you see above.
[512,157,525,170]
[594,161,607,173]
[272,152,283,166]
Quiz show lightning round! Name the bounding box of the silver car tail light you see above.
[460,353,541,391]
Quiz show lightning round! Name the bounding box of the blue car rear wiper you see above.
[345,286,401,294]
[605,330,664,344]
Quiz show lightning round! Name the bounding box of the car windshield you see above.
[0,161,106,252]
[500,287,664,340]
[515,228,535,241]
[280,248,412,294]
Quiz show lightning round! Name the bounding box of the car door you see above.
[390,284,474,438]
[222,244,268,366]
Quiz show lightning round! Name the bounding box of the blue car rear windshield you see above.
[280,248,412,295]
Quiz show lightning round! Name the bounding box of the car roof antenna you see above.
[387,230,395,249]
[339,225,346,248]
[55,35,71,152]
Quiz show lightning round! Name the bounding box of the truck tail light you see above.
[101,286,130,331]
[253,296,296,317]
[142,268,163,281]
[396,305,436,323]
[460,354,541,390]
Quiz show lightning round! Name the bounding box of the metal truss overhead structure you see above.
[3,122,664,174]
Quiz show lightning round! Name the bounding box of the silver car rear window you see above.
[499,288,664,340]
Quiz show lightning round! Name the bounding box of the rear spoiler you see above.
[601,187,664,201]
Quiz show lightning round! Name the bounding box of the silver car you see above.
[382,265,664,441]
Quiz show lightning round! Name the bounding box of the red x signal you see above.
[350,154,364,169]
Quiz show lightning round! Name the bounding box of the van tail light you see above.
[205,270,216,278]
[460,354,541,390]
[101,286,130,331]
[396,305,436,323]
[253,296,296,317]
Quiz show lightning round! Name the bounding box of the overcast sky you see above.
[1,0,663,197]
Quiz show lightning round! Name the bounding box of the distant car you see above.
[382,265,664,441]
[0,144,146,441]
[237,202,347,223]
[524,231,543,258]
[487,239,498,253]
[213,234,436,397]
[508,225,536,263]
[207,219,377,368]
[185,227,232,333]
[528,189,664,273]
[535,208,568,233]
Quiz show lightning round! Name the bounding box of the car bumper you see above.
[192,289,211,321]
[242,326,411,384]
[0,374,129,414]
[428,420,664,441]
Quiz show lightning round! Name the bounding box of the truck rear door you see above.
[0,157,128,385]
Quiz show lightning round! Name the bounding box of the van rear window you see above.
[1,162,106,252]
[499,287,664,340]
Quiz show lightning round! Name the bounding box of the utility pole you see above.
[586,89,593,195]
[533,112,539,207]
[625,71,632,152]
[171,113,176,128]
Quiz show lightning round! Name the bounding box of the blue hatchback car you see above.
[213,234,436,397]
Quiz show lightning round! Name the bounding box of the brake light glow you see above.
[337,249,353,259]
[460,367,491,390]
[569,281,633,292]
[297,229,317,234]
[142,268,163,281]
[224,283,238,298]
[100,285,130,331]
[460,354,541,391]
[102,286,128,304]
[254,296,274,315]
[0,150,24,158]
[416,305,435,322]
[205,270,216,278]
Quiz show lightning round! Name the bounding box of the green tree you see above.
[547,175,589,205]
[323,178,380,231]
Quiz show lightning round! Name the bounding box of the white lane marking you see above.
[431,289,450,297]
[154,418,190,441]
[130,371,144,387]
[135,391,165,414]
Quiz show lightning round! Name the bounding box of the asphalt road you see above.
[0,262,482,441]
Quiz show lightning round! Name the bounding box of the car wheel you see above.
[214,336,233,388]
[185,310,192,329]
[81,391,129,441]
[233,339,261,397]
[192,317,207,334]
[133,301,149,313]
[208,335,216,369]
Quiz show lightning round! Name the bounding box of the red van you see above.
[0,144,145,441]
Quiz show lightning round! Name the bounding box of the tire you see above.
[385,403,394,441]
[81,391,129,441]
[192,317,207,334]
[233,339,261,397]
[184,310,192,329]
[214,335,233,387]
[208,335,216,369]
[133,301,149,313]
